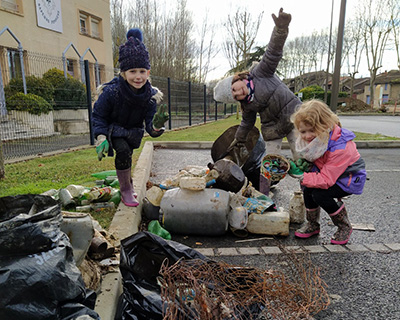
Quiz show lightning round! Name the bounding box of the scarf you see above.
[243,77,254,104]
[295,135,329,162]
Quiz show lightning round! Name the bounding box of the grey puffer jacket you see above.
[235,26,301,143]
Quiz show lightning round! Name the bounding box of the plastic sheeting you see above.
[115,231,207,320]
[0,194,99,320]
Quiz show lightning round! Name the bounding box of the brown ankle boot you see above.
[295,207,320,238]
[329,202,352,245]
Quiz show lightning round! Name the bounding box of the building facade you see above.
[0,0,113,89]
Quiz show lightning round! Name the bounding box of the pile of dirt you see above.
[337,97,372,113]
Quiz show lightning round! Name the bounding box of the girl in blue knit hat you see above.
[92,28,168,207]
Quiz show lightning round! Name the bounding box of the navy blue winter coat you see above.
[92,76,162,153]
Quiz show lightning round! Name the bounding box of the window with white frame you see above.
[80,13,88,34]
[1,0,21,13]
[79,10,103,40]
[91,18,100,38]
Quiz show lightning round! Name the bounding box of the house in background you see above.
[360,70,400,107]
[0,0,113,90]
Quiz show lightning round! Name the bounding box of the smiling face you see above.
[123,68,150,89]
[298,121,317,144]
[231,80,249,101]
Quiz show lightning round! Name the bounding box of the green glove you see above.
[288,159,304,179]
[153,104,169,129]
[296,158,313,172]
[95,135,109,161]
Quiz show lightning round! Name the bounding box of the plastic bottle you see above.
[91,202,115,212]
[58,188,76,210]
[91,170,117,179]
[289,191,306,224]
[246,207,290,236]
[65,185,87,198]
[147,220,171,240]
[104,176,118,186]
[76,202,115,212]
[108,189,121,206]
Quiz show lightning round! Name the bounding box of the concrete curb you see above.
[94,139,400,319]
[94,141,154,320]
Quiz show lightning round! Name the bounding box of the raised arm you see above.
[252,8,291,77]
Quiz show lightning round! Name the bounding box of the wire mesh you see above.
[159,247,330,320]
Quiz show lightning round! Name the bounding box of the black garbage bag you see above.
[115,231,208,320]
[0,194,100,320]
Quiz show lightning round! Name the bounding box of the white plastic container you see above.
[228,206,248,230]
[289,191,306,224]
[179,176,206,191]
[246,207,290,236]
[160,188,230,236]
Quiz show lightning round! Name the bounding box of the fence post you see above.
[167,77,172,130]
[188,81,192,126]
[84,60,94,145]
[0,64,6,116]
[203,85,207,123]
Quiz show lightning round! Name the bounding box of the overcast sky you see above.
[176,0,398,81]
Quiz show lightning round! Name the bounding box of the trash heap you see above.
[143,156,291,239]
[39,170,124,292]
[41,170,122,212]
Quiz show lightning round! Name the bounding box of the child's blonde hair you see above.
[291,99,341,142]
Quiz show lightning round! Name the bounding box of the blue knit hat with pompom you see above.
[118,28,150,71]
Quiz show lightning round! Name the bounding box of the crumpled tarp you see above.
[0,194,100,320]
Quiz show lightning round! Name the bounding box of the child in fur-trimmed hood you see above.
[92,28,168,207]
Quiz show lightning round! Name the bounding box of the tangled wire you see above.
[158,247,330,320]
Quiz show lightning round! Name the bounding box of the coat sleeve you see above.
[301,142,360,189]
[144,99,158,135]
[252,26,289,78]
[92,87,114,138]
[235,105,257,143]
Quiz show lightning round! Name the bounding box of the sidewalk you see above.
[94,140,400,319]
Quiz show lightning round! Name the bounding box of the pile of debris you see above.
[337,97,372,113]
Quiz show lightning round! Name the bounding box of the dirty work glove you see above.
[288,159,304,180]
[296,158,313,172]
[228,139,249,167]
[95,134,109,161]
[149,127,165,138]
[272,8,291,29]
[153,104,169,129]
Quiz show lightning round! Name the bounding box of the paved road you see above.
[339,115,400,138]
[150,147,400,319]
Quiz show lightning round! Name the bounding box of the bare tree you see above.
[344,18,365,98]
[196,13,219,83]
[110,0,127,68]
[111,0,196,80]
[223,8,263,73]
[356,0,394,107]
[388,0,400,69]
